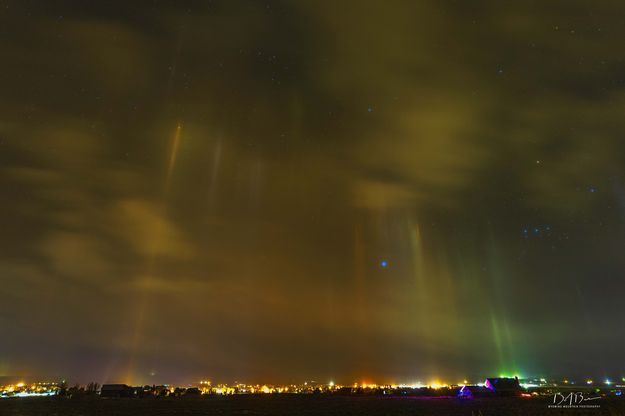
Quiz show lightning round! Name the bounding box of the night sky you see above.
[1,1,624,385]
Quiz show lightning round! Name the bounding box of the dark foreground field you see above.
[1,396,624,416]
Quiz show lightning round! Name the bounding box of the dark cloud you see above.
[1,0,624,384]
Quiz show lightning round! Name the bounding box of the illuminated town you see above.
[2,377,624,399]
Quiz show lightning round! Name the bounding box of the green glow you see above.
[490,313,505,370]
[498,372,523,379]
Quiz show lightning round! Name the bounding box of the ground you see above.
[1,395,623,416]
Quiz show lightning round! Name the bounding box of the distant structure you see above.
[184,387,201,396]
[100,384,135,398]
[483,377,522,396]
[457,385,491,399]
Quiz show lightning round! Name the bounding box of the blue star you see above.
[589,187,597,193]
[380,260,388,268]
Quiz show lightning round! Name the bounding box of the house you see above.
[457,385,492,399]
[483,377,522,396]
[100,384,135,398]
[184,387,201,396]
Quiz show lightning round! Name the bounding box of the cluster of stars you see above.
[522,225,552,238]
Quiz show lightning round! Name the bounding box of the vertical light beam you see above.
[125,122,184,384]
